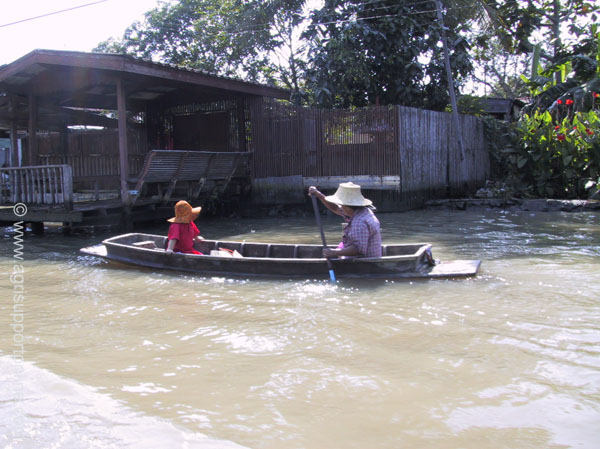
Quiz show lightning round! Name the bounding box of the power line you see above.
[0,0,467,46]
[115,0,446,37]
[199,7,471,39]
[121,3,468,39]
[0,0,109,29]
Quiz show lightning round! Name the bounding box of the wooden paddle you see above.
[311,194,336,283]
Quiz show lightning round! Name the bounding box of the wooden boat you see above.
[80,233,481,280]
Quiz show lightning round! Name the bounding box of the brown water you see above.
[1,209,599,449]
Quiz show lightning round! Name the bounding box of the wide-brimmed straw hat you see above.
[167,200,202,223]
[325,182,372,207]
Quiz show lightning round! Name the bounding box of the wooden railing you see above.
[38,154,146,178]
[0,165,73,210]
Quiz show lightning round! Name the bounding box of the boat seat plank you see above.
[270,245,295,259]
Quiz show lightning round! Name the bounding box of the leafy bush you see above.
[502,92,600,198]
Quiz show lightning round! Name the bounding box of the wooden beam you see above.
[237,97,246,152]
[0,208,83,223]
[28,94,37,166]
[8,95,19,167]
[60,126,69,156]
[117,77,131,207]
[58,92,146,111]
[10,120,19,167]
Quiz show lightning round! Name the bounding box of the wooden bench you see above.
[130,150,251,205]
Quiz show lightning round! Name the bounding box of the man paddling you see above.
[308,182,382,258]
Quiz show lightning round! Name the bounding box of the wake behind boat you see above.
[80,233,481,280]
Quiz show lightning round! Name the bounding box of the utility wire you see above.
[115,0,448,36]
[0,0,109,29]
[199,8,471,39]
[119,5,471,40]
[0,0,468,42]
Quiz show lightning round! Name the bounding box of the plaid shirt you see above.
[342,207,382,257]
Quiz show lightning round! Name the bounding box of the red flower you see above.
[593,92,599,98]
[557,133,566,141]
[557,99,563,104]
[586,129,594,136]
[566,99,574,105]
[554,125,560,130]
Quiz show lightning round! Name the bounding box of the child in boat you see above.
[165,200,205,255]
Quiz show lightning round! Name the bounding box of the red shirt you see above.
[167,222,202,254]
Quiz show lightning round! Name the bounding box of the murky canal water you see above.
[1,209,599,448]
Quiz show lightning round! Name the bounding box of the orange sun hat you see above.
[167,200,202,223]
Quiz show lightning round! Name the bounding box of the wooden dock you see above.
[0,150,252,231]
[0,196,172,229]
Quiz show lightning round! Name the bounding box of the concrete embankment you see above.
[424,198,600,212]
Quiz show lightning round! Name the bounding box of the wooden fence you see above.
[250,100,488,205]
[0,165,73,209]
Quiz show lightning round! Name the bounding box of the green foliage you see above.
[487,17,600,199]
[520,25,599,114]
[94,0,306,87]
[482,117,523,191]
[303,0,473,110]
[479,0,599,56]
[469,1,598,99]
[501,95,600,198]
[447,95,488,116]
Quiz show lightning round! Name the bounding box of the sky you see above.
[0,0,163,66]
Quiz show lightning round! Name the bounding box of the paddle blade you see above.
[329,269,336,283]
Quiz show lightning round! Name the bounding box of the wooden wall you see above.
[250,99,489,207]
[30,129,147,190]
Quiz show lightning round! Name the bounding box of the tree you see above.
[264,6,310,104]
[94,0,308,89]
[466,36,530,98]
[463,0,599,99]
[480,0,597,58]
[302,0,473,110]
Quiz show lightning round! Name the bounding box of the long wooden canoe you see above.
[80,233,481,280]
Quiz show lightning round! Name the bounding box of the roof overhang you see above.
[0,49,290,130]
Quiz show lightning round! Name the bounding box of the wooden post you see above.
[237,97,246,152]
[28,94,38,166]
[62,164,74,210]
[435,0,466,193]
[60,126,69,157]
[10,120,19,167]
[31,222,44,235]
[116,77,131,208]
[8,95,19,167]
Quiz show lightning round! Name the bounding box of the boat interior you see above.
[106,233,429,260]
